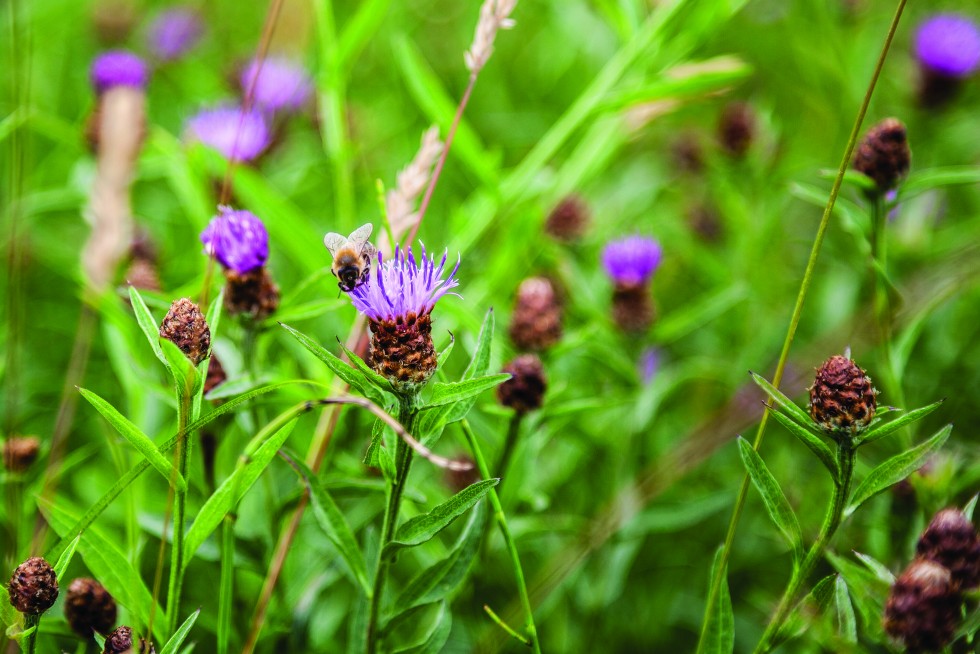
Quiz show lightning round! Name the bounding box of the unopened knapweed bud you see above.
[853,118,910,195]
[914,14,980,108]
[103,625,155,654]
[124,258,162,293]
[672,133,704,175]
[718,102,755,157]
[223,268,280,320]
[508,277,563,351]
[497,354,547,415]
[602,236,663,333]
[204,353,227,395]
[8,557,58,615]
[64,578,117,637]
[808,354,877,436]
[159,298,211,366]
[3,436,40,472]
[348,246,459,393]
[916,508,980,590]
[544,196,590,242]
[884,559,962,653]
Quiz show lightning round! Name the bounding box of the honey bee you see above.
[323,223,378,292]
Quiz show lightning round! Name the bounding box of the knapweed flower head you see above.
[808,354,877,436]
[186,105,271,163]
[915,14,980,78]
[240,57,313,115]
[601,236,663,287]
[90,50,150,93]
[8,557,58,615]
[200,207,269,274]
[916,508,980,590]
[350,246,459,390]
[349,245,460,322]
[147,8,203,62]
[852,118,910,194]
[64,578,117,637]
[884,559,962,654]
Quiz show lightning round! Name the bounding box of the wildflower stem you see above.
[365,400,418,654]
[495,413,523,486]
[694,0,907,650]
[24,613,39,654]
[754,445,856,653]
[165,375,195,635]
[461,418,541,654]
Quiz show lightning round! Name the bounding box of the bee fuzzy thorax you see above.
[324,223,377,292]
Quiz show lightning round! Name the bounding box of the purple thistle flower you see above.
[147,8,203,62]
[90,50,150,93]
[915,14,980,78]
[240,57,313,114]
[186,105,271,162]
[349,246,460,322]
[601,236,663,287]
[200,207,269,274]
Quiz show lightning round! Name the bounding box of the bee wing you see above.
[347,223,374,245]
[361,240,378,261]
[323,232,348,255]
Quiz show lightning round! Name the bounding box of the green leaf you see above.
[699,546,734,654]
[737,438,803,561]
[161,337,200,397]
[856,399,944,447]
[159,609,200,654]
[183,419,298,567]
[846,424,953,517]
[436,332,455,370]
[129,285,169,369]
[79,388,187,491]
[394,501,486,613]
[765,406,839,483]
[52,534,81,582]
[750,372,813,429]
[834,576,857,644]
[205,288,224,344]
[289,456,371,596]
[902,165,980,199]
[425,374,510,408]
[281,323,388,404]
[384,479,498,556]
[853,551,896,586]
[462,309,494,381]
[339,342,397,396]
[38,498,168,643]
[777,575,836,645]
[391,601,452,654]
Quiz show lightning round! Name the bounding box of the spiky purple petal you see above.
[602,236,663,286]
[349,247,460,321]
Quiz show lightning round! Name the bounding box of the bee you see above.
[323,223,378,292]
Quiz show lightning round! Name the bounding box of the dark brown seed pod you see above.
[884,559,962,653]
[808,354,877,436]
[852,117,911,194]
[368,312,437,389]
[64,577,117,637]
[3,436,41,472]
[917,508,980,590]
[159,298,211,366]
[497,354,547,415]
[223,267,280,320]
[544,196,590,242]
[7,557,58,615]
[508,277,563,352]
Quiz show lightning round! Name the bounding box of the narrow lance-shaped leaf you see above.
[699,546,734,654]
[52,535,81,582]
[79,388,187,491]
[425,374,510,408]
[846,424,953,517]
[856,399,944,447]
[750,372,813,428]
[159,609,200,654]
[384,479,498,556]
[392,601,452,654]
[765,405,839,483]
[835,576,857,644]
[737,437,804,562]
[129,285,169,369]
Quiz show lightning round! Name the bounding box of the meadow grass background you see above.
[3,0,980,651]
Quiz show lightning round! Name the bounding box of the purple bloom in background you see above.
[186,105,271,162]
[915,14,980,78]
[349,246,460,322]
[200,207,269,274]
[638,347,661,384]
[90,50,150,93]
[147,8,203,61]
[601,236,663,287]
[240,57,313,114]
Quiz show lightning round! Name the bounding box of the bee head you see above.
[338,266,361,292]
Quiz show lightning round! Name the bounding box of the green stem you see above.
[23,613,39,654]
[461,419,542,654]
[495,413,523,486]
[365,400,417,654]
[217,514,236,654]
[694,1,906,650]
[754,445,855,653]
[165,377,195,635]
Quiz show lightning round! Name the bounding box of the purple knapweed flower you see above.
[240,57,313,114]
[349,246,460,322]
[90,51,150,93]
[915,14,980,78]
[147,8,203,62]
[200,207,269,274]
[601,236,663,287]
[186,105,271,162]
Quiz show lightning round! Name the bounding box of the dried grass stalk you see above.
[83,86,145,290]
[379,126,443,255]
[465,0,517,76]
